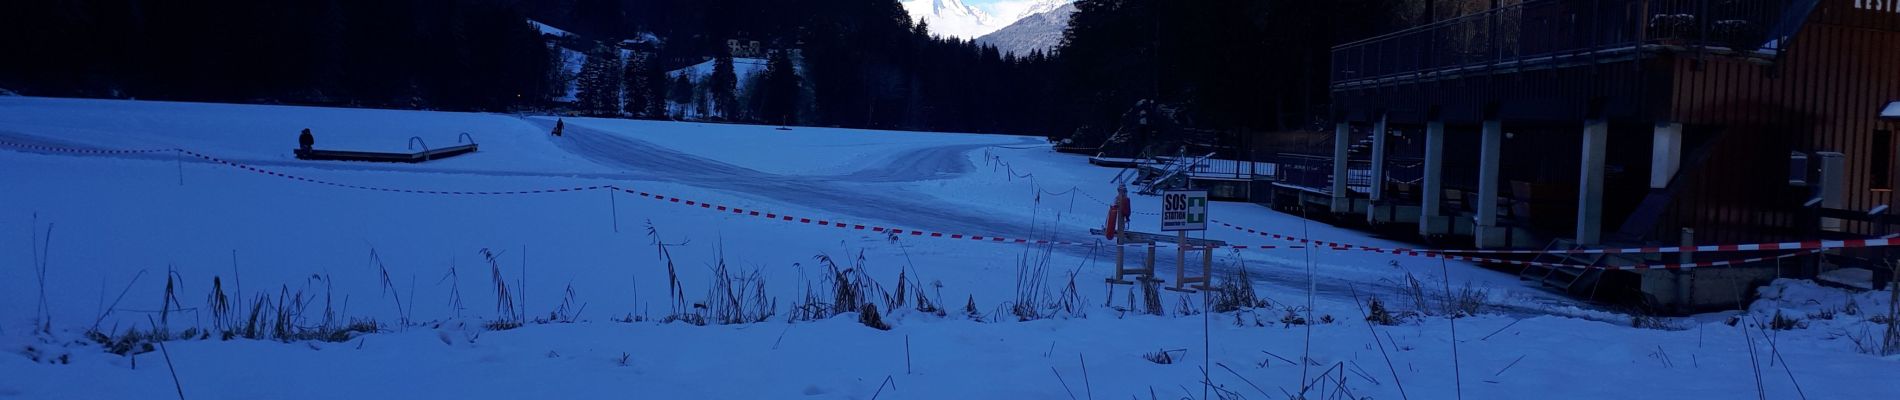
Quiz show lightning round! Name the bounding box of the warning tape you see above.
[176,149,606,195]
[7,140,1273,250]
[0,140,177,155]
[2,139,1860,270]
[1214,220,1844,270]
[1214,221,1895,255]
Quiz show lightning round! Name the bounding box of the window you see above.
[1875,130,1894,191]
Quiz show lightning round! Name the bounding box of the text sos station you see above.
[1161,190,1208,231]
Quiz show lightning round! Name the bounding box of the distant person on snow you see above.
[552,119,565,137]
[298,128,315,151]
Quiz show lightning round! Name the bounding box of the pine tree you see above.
[643,59,668,118]
[667,73,695,118]
[707,51,739,121]
[622,53,650,117]
[760,50,800,125]
[574,44,623,116]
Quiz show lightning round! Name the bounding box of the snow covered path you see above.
[543,118,1086,243]
[542,116,1565,312]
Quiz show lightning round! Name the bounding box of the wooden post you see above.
[1201,244,1213,286]
[1176,231,1188,287]
[1115,236,1126,276]
[1145,242,1157,280]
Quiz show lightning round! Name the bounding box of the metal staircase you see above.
[1137,152,1215,194]
[1517,239,1608,297]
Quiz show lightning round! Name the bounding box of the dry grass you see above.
[480,248,522,330]
[858,303,891,330]
[1884,260,1899,356]
[1142,348,1185,364]
[1363,297,1400,326]
[1210,266,1266,313]
[1391,271,1490,318]
[703,249,775,325]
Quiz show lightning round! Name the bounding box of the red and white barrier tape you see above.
[9,140,1267,249]
[1214,220,1847,270]
[1214,221,1894,255]
[2,140,1857,270]
[0,140,177,155]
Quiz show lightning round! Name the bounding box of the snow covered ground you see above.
[1,97,1895,399]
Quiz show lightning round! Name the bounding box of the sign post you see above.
[1162,190,1211,292]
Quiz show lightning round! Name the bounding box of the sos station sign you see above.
[1160,190,1208,231]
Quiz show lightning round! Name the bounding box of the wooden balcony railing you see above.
[1331,0,1814,89]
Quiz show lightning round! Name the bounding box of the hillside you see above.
[975,2,1077,56]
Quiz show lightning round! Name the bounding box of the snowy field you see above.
[1,97,1895,399]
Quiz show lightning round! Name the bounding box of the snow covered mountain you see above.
[1009,0,1071,19]
[974,2,1076,56]
[902,0,999,39]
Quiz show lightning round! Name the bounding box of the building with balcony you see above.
[1280,0,1896,311]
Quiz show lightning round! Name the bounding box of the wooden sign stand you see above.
[1165,230,1213,293]
[1106,233,1162,285]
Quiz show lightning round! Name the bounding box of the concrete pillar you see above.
[1368,116,1388,203]
[1366,115,1388,224]
[1330,122,1352,213]
[1419,120,1446,236]
[1650,122,1683,189]
[1476,120,1505,248]
[1578,119,1609,246]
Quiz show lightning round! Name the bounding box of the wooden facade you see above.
[1661,0,1900,242]
[1324,0,1899,247]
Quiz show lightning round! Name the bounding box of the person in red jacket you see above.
[1104,185,1132,240]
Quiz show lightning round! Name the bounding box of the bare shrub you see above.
[889,270,908,311]
[1279,307,1309,327]
[1444,282,1490,317]
[1143,348,1184,364]
[1211,267,1266,313]
[646,222,695,325]
[999,242,1091,321]
[1769,310,1804,331]
[1140,278,1164,316]
[1175,294,1201,316]
[787,268,833,323]
[1364,297,1398,326]
[819,251,889,316]
[370,249,411,326]
[703,249,775,325]
[207,276,235,339]
[1005,244,1055,321]
[789,251,890,324]
[480,248,522,330]
[439,265,466,320]
[914,278,947,317]
[540,283,586,323]
[1883,260,1899,355]
[1391,271,1490,318]
[963,295,984,321]
[859,303,891,330]
[87,327,155,356]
